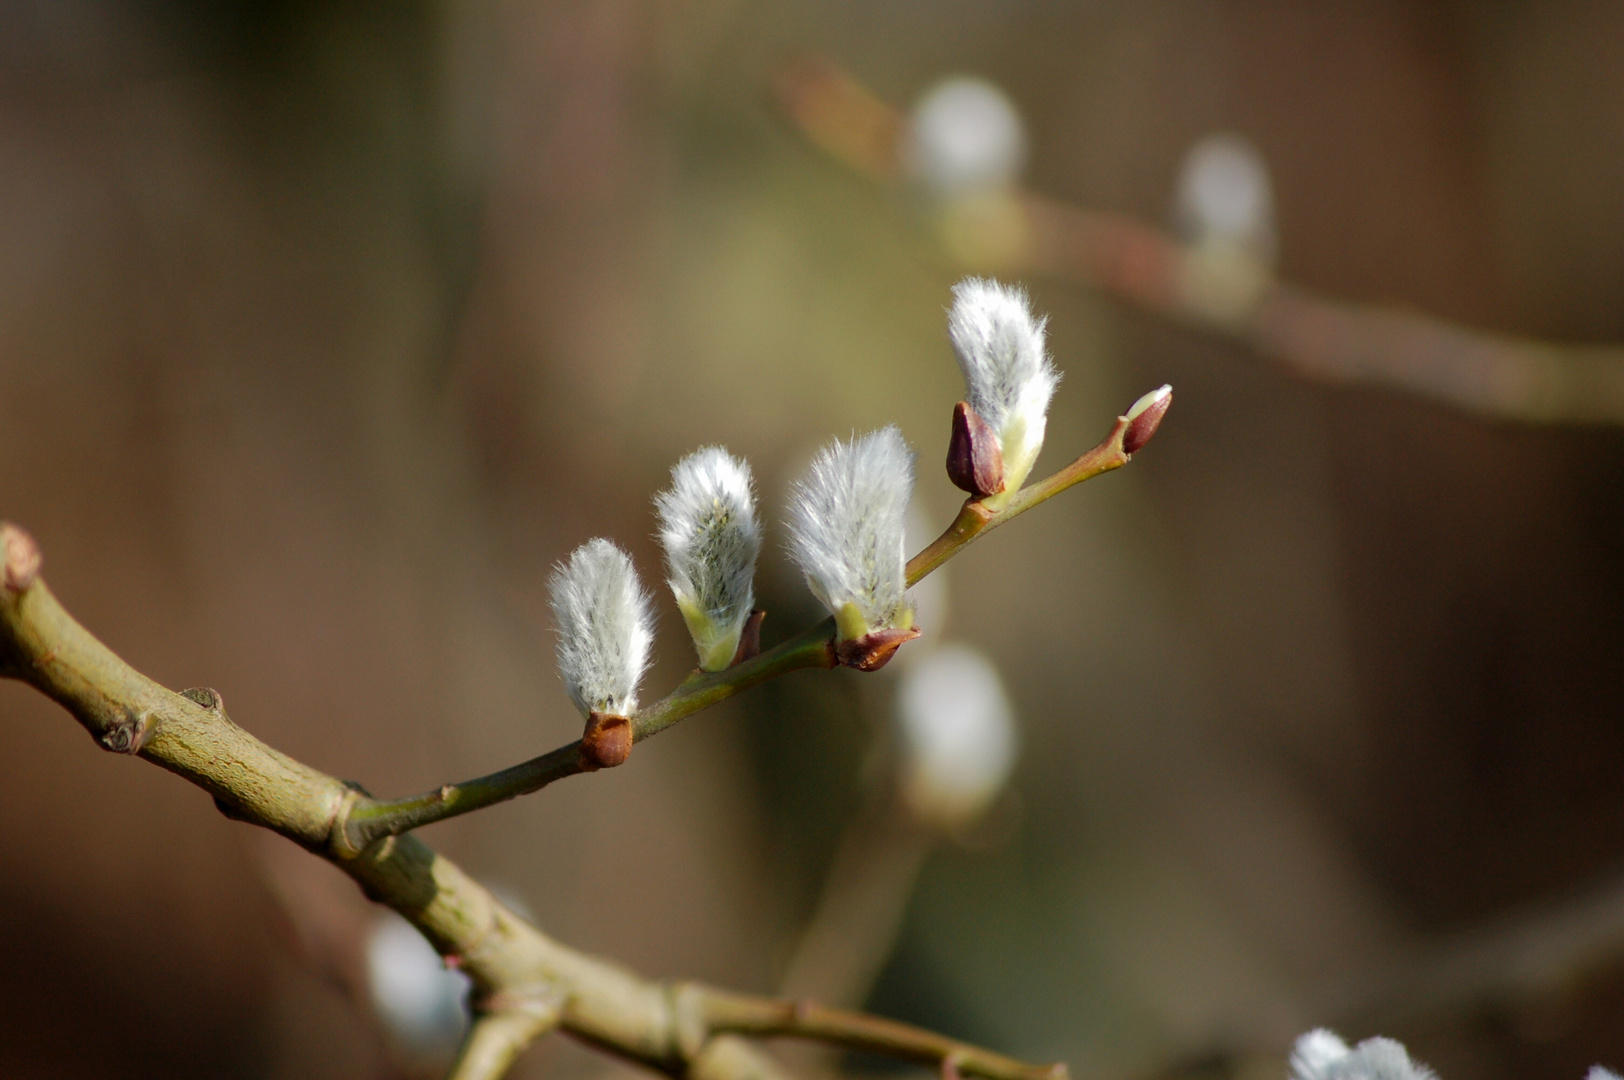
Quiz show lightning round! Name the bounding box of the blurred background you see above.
[5,2,1624,1078]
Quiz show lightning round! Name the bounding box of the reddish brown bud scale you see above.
[580,712,633,770]
[1,522,41,593]
[730,609,766,667]
[946,402,1005,498]
[1122,385,1172,455]
[834,625,922,671]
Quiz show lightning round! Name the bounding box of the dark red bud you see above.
[946,402,1005,499]
[834,625,922,671]
[1,522,40,593]
[730,609,766,667]
[580,712,633,770]
[1122,386,1172,455]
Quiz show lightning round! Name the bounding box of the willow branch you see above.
[338,406,1150,849]
[774,55,1624,426]
[0,522,1063,1080]
[776,797,934,1008]
[341,619,839,849]
[674,984,1064,1080]
[449,1001,563,1080]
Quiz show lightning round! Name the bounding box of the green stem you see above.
[343,622,837,850]
[342,413,1138,850]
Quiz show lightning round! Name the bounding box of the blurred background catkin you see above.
[5,3,1624,1079]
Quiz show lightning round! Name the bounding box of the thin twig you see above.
[676,983,1066,1080]
[776,795,935,1008]
[775,55,1624,426]
[448,1001,563,1080]
[338,410,1143,850]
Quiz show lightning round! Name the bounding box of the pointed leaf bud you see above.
[946,278,1059,509]
[787,426,918,664]
[895,643,1017,829]
[548,539,654,718]
[655,447,763,672]
[945,401,1005,499]
[1122,384,1172,455]
[1289,1030,1437,1080]
[730,609,765,666]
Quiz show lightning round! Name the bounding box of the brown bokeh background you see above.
[5,2,1624,1078]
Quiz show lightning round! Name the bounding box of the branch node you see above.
[97,705,154,755]
[213,794,251,823]
[667,981,714,1063]
[325,782,371,860]
[180,686,225,713]
[0,522,41,593]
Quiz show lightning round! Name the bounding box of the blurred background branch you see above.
[773,56,1624,426]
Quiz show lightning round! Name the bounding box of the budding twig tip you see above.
[1122,384,1172,454]
[1,522,41,593]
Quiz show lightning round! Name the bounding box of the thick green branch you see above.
[339,410,1148,850]
[0,523,1065,1080]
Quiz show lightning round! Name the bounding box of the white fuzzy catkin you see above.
[895,643,1017,829]
[1289,1030,1437,1080]
[655,447,762,671]
[904,76,1027,197]
[367,912,470,1061]
[1173,132,1276,264]
[548,538,654,716]
[947,278,1059,503]
[1590,1070,1624,1080]
[787,426,915,639]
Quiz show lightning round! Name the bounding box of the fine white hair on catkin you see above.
[946,278,1058,490]
[1289,1030,1437,1080]
[787,426,915,632]
[655,447,762,670]
[548,538,654,717]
